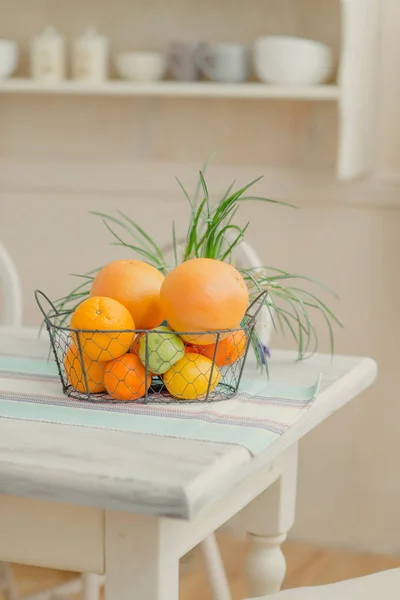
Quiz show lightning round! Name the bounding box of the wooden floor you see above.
[4,533,400,599]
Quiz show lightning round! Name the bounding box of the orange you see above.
[70,296,135,361]
[163,353,221,400]
[104,353,152,401]
[90,259,165,330]
[63,343,106,394]
[186,330,247,367]
[160,258,249,344]
[184,343,206,356]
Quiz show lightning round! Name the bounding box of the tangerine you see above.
[104,353,152,401]
[186,330,247,367]
[91,259,165,330]
[160,258,249,344]
[163,353,221,400]
[63,343,106,394]
[70,296,135,361]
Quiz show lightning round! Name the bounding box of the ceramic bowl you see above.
[116,52,166,82]
[253,35,334,85]
[0,39,18,80]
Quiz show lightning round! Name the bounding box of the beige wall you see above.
[1,0,400,554]
[376,0,400,175]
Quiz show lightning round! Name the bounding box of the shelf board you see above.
[0,78,340,100]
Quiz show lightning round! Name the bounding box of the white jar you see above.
[72,26,109,83]
[30,26,65,83]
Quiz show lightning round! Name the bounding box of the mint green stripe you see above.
[0,399,277,455]
[0,356,58,376]
[0,355,320,400]
[0,356,320,456]
[239,376,321,400]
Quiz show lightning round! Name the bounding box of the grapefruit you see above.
[160,258,249,344]
[91,259,165,330]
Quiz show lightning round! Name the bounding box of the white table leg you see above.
[200,535,232,600]
[242,444,298,597]
[105,511,179,600]
[82,574,101,600]
[0,563,18,600]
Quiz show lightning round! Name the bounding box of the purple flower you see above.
[257,342,271,363]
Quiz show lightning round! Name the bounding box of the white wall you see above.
[1,0,400,555]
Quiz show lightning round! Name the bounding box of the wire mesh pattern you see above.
[35,290,266,404]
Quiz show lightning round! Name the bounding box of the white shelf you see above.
[0,78,340,100]
[0,0,381,181]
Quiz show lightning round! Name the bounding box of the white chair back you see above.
[0,242,23,326]
[232,240,273,349]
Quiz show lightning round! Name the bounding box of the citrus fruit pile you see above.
[64,257,249,401]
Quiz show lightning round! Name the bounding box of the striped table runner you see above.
[0,354,320,456]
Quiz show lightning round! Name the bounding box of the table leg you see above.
[0,563,18,600]
[242,444,298,597]
[200,535,232,600]
[82,574,102,600]
[105,511,179,600]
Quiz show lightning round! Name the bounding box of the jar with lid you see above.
[30,26,65,83]
[72,26,109,83]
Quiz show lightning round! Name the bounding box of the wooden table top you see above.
[0,326,377,519]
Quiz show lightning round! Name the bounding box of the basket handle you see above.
[246,290,268,325]
[34,289,60,321]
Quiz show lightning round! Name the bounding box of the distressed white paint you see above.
[0,328,377,518]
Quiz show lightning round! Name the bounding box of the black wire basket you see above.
[35,289,266,404]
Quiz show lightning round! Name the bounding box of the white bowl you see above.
[253,36,334,85]
[116,52,166,82]
[0,39,18,80]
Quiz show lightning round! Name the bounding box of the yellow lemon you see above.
[163,353,221,400]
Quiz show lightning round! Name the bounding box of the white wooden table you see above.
[0,327,377,600]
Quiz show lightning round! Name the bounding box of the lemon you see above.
[163,353,221,400]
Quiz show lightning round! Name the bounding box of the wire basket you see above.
[35,289,267,404]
